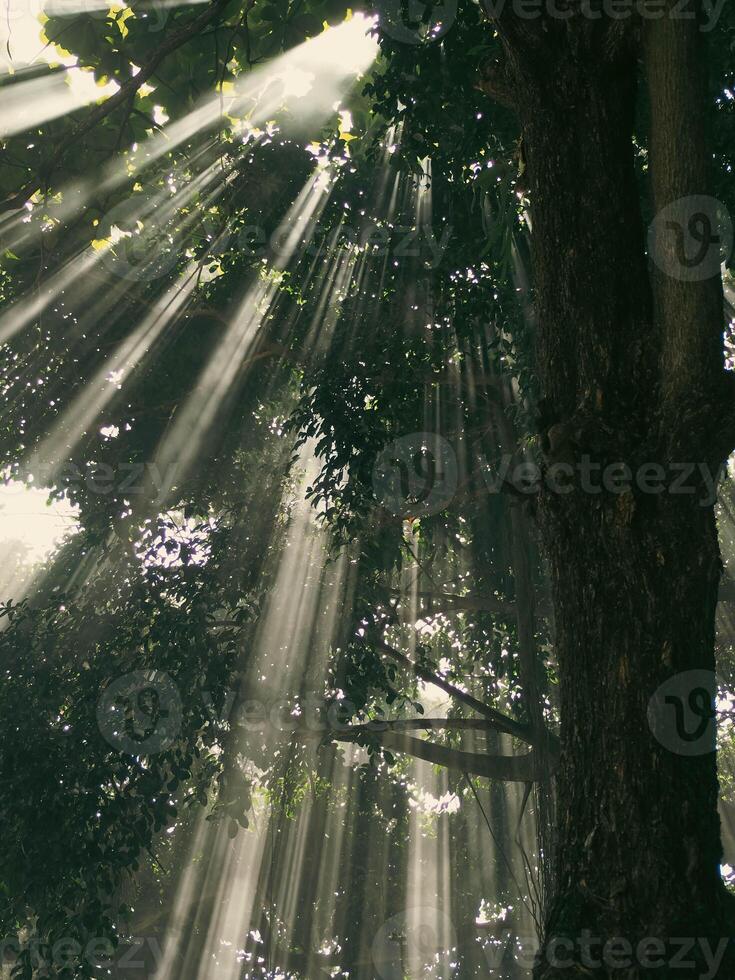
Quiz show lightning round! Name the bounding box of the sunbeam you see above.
[149,164,336,498]
[152,447,355,979]
[0,9,569,978]
[25,261,202,482]
[0,69,120,137]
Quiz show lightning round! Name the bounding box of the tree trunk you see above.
[539,493,732,975]
[492,15,735,976]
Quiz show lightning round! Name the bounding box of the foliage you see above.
[0,0,734,973]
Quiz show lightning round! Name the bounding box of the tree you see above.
[0,0,734,976]
[482,6,735,971]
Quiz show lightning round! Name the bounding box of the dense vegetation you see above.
[0,0,734,976]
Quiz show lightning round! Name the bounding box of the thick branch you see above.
[293,714,542,781]
[336,726,538,782]
[289,718,501,739]
[331,718,502,735]
[376,639,536,744]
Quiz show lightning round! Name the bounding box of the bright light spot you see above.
[279,66,315,99]
[409,786,460,815]
[0,481,78,566]
[142,514,213,569]
[309,13,378,74]
[152,104,169,125]
[225,13,377,129]
[0,0,48,68]
[1,0,209,65]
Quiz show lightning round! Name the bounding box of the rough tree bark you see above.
[483,4,735,976]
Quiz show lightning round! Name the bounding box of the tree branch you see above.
[1,0,232,213]
[335,725,539,782]
[330,718,503,735]
[375,638,539,745]
[291,716,542,781]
